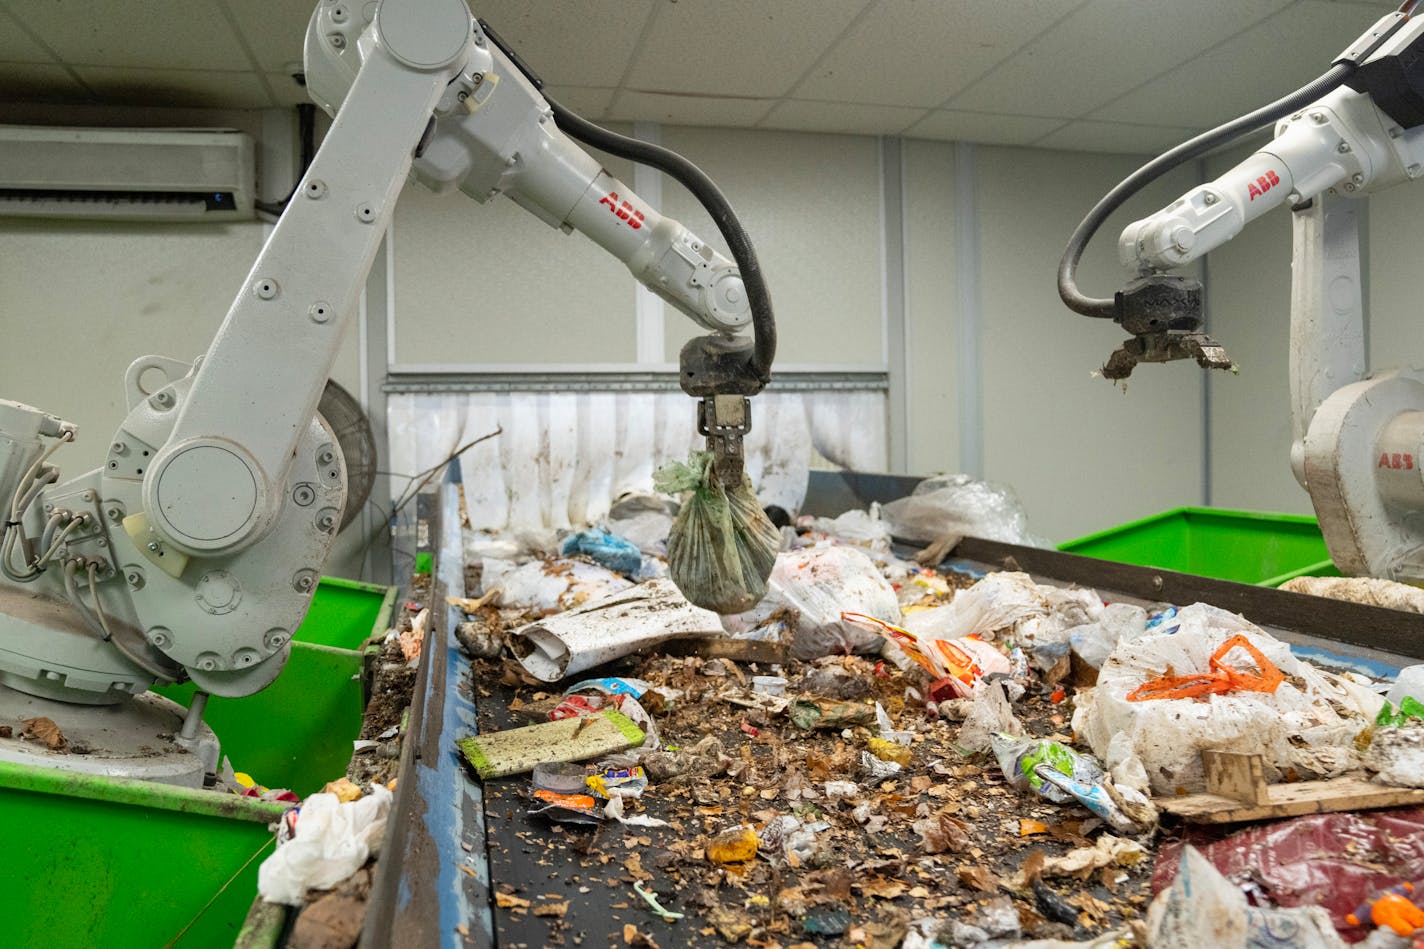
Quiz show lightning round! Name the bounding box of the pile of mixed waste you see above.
[259,473,1424,948]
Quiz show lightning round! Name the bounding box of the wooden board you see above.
[1157,775,1424,823]
[1202,750,1269,805]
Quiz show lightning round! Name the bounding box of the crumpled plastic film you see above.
[654,451,780,614]
[257,785,392,906]
[881,473,1049,547]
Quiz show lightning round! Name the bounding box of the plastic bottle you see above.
[1387,664,1424,705]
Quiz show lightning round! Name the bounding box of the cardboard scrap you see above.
[457,709,646,779]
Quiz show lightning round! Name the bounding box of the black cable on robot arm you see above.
[478,18,776,383]
[1057,62,1357,319]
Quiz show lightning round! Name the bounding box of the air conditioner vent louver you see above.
[0,126,255,222]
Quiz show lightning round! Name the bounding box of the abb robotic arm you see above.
[0,0,775,762]
[1058,5,1424,582]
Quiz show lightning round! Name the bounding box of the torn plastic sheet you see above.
[1152,809,1424,937]
[1148,845,1345,949]
[509,578,721,682]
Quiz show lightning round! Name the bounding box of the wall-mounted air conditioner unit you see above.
[0,125,256,222]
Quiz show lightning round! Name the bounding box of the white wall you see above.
[975,147,1205,541]
[391,142,640,366]
[902,140,960,477]
[656,128,884,368]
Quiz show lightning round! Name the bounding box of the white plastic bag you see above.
[1074,604,1382,794]
[737,546,901,659]
[605,493,677,556]
[881,474,1048,547]
[257,785,392,906]
[807,506,893,551]
[1366,727,1424,788]
[901,572,1102,653]
[1068,603,1149,669]
[956,679,1023,754]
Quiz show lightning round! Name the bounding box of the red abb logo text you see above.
[599,191,644,229]
[1247,170,1281,201]
[1379,452,1415,470]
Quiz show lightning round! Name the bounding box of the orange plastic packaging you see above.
[1127,634,1284,702]
[841,611,1008,694]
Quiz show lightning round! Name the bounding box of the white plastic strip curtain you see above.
[386,389,887,531]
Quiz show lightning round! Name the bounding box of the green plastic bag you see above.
[654,451,780,614]
[1376,696,1424,728]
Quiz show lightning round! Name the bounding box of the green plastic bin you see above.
[1058,507,1340,587]
[156,576,396,796]
[0,576,396,949]
[0,759,287,947]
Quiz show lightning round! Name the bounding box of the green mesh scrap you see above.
[654,451,780,614]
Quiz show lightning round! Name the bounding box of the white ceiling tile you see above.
[10,0,250,71]
[792,0,1085,108]
[469,0,656,88]
[222,0,315,74]
[0,63,90,102]
[625,0,871,99]
[608,90,776,128]
[0,6,59,63]
[1090,1,1387,128]
[1033,119,1203,155]
[948,0,1294,118]
[905,110,1066,145]
[760,99,928,135]
[540,85,617,121]
[74,67,272,110]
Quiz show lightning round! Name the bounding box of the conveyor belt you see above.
[361,485,1422,946]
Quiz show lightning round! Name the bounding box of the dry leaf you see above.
[623,852,653,882]
[956,865,1000,893]
[495,893,531,909]
[534,901,569,918]
[21,717,65,750]
[856,877,908,900]
[1018,849,1046,887]
[913,808,969,854]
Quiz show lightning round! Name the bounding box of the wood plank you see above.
[1202,751,1269,805]
[1157,776,1424,823]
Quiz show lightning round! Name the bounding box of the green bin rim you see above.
[0,758,288,823]
[1059,506,1324,552]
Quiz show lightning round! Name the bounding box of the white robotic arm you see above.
[1061,5,1424,582]
[0,0,775,754]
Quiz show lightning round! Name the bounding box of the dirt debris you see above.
[467,565,1156,947]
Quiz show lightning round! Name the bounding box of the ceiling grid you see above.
[0,0,1404,154]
